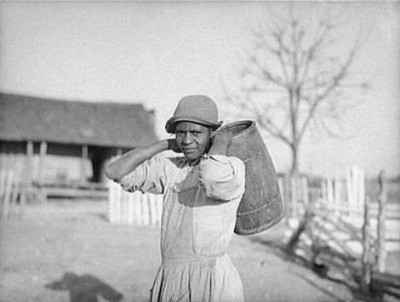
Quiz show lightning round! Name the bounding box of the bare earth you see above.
[0,200,399,302]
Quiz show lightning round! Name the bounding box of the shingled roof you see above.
[0,93,158,148]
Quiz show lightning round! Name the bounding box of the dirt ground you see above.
[0,199,399,302]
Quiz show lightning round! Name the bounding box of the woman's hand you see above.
[212,131,233,149]
[208,130,232,155]
[167,138,181,153]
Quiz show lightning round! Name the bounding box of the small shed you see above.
[0,93,158,186]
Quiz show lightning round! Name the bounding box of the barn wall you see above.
[0,141,126,185]
[0,141,92,184]
[0,153,92,184]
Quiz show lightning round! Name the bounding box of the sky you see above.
[0,1,399,178]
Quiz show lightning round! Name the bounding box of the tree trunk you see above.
[289,144,299,176]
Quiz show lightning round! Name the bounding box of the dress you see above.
[117,153,246,302]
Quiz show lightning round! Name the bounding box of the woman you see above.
[105,95,245,302]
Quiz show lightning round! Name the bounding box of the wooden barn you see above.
[0,93,158,193]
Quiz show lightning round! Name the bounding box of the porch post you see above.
[81,145,88,183]
[25,141,34,185]
[38,141,47,185]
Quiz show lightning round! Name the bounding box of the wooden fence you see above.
[108,183,163,226]
[107,166,399,248]
[280,165,367,223]
[279,167,400,296]
[279,166,400,250]
[0,170,25,219]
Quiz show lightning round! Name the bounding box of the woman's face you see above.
[175,122,211,164]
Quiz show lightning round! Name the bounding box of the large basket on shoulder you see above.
[219,120,284,235]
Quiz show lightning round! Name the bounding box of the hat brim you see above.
[165,117,223,134]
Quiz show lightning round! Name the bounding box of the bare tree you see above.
[222,7,368,175]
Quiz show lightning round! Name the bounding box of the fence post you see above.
[376,170,387,273]
[127,192,135,225]
[346,166,356,220]
[357,167,366,220]
[332,177,340,214]
[135,193,143,226]
[121,190,129,224]
[327,178,334,205]
[148,193,161,226]
[346,166,365,224]
[321,179,327,207]
[361,196,372,294]
[109,182,121,223]
[1,171,16,220]
[0,171,6,213]
[156,194,163,226]
[141,193,150,225]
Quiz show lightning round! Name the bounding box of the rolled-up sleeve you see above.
[116,154,168,195]
[199,155,245,201]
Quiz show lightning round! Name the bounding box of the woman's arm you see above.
[200,130,245,202]
[105,139,175,181]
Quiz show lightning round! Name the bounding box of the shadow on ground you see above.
[45,272,123,302]
[96,212,109,222]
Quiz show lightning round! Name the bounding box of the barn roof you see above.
[0,93,158,148]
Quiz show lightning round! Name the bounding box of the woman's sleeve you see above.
[115,154,168,195]
[199,155,245,201]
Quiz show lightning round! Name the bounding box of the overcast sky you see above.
[0,1,399,178]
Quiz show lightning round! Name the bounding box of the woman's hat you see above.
[165,95,223,133]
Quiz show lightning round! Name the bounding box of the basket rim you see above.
[220,120,256,139]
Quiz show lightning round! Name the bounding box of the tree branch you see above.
[297,48,356,141]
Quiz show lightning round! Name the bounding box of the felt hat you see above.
[165,95,223,133]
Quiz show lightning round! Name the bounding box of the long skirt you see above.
[149,254,244,302]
